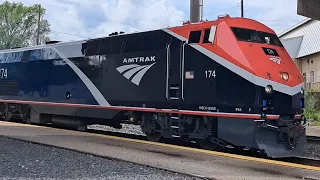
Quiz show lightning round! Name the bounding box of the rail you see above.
[307,135,320,143]
[280,156,320,167]
[2,120,320,169]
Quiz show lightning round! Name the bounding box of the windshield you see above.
[258,31,283,47]
[231,27,284,47]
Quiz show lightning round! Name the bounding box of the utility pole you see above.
[36,4,41,45]
[190,0,203,23]
[241,0,244,17]
[200,0,203,21]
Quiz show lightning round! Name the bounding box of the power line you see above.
[49,18,298,40]
[47,4,301,40]
[42,3,242,40]
[202,4,240,17]
[48,4,243,39]
[50,30,90,39]
[255,19,303,22]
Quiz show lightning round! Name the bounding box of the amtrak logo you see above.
[116,57,156,85]
[269,56,281,64]
[123,56,155,63]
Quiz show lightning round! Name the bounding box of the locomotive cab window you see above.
[231,27,284,47]
[188,30,202,44]
[231,27,263,43]
[203,29,211,43]
[258,32,284,47]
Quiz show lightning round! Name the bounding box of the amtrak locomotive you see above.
[0,15,306,158]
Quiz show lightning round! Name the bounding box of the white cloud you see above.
[203,0,306,34]
[2,0,185,41]
[0,0,307,41]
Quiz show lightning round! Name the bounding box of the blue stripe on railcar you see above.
[0,47,98,105]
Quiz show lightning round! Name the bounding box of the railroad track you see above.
[307,136,320,143]
[281,156,320,167]
[54,123,320,168]
[3,120,320,168]
[87,127,320,168]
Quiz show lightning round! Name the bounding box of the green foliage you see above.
[0,1,50,50]
[304,91,316,116]
[304,90,320,122]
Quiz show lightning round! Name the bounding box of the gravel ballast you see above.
[302,142,320,160]
[0,137,202,180]
[88,124,146,136]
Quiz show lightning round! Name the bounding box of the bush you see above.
[304,90,320,121]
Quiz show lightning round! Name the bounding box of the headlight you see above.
[265,85,273,94]
[301,87,304,94]
[280,72,289,81]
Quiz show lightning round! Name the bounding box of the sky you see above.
[1,0,308,42]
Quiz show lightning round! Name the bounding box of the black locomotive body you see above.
[0,16,306,158]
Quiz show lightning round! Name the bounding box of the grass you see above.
[304,90,320,126]
[304,113,320,126]
[313,121,320,126]
[304,111,320,121]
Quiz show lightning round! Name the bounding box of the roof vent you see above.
[109,32,118,36]
[109,31,125,36]
[46,41,61,44]
[218,14,230,19]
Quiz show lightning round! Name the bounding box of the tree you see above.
[0,1,51,50]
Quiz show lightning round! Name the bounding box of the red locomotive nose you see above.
[214,18,304,89]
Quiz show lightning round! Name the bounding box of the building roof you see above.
[279,18,320,58]
[278,18,312,37]
[281,36,303,58]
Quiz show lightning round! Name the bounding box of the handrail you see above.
[181,42,187,101]
[166,43,171,99]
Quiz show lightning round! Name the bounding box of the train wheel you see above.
[3,109,12,122]
[22,105,31,124]
[77,125,87,132]
[23,115,31,124]
[146,132,162,142]
[198,139,218,151]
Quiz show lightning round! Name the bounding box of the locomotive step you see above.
[171,135,181,138]
[169,97,179,100]
[170,126,179,129]
[170,117,179,120]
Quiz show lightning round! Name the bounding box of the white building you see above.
[279,18,320,91]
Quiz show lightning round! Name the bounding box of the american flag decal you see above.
[185,71,194,79]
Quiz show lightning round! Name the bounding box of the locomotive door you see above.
[166,40,186,102]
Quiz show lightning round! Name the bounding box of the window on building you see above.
[188,30,202,44]
[310,71,315,83]
[303,72,306,82]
